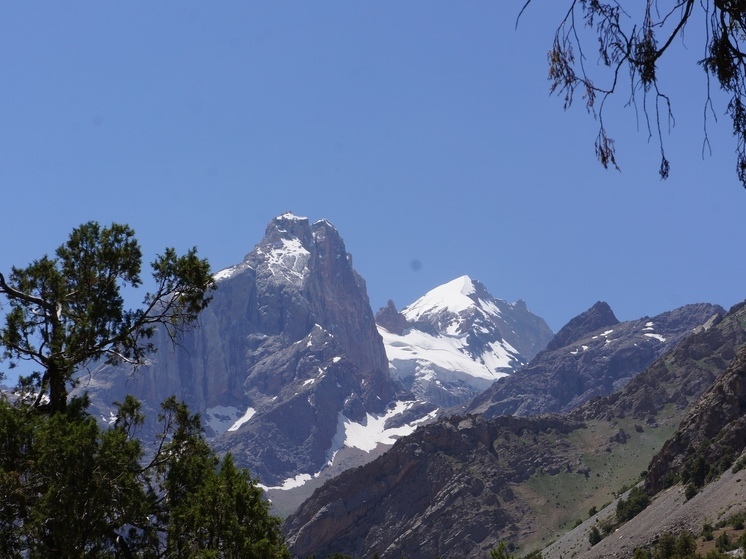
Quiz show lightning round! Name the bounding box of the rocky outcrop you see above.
[575,301,746,427]
[543,301,619,353]
[375,300,408,335]
[646,303,746,493]
[467,302,725,418]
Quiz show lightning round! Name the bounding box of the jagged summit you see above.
[543,300,619,352]
[467,301,724,418]
[79,213,412,494]
[376,277,554,407]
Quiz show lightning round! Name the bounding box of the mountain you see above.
[76,214,558,517]
[283,300,741,559]
[376,276,553,408]
[547,303,746,559]
[467,301,724,417]
[79,213,435,492]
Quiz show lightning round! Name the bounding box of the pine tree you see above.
[0,223,291,558]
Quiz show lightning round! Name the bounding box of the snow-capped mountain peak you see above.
[376,277,554,408]
[402,276,505,337]
[403,275,478,321]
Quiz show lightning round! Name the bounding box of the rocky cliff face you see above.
[284,413,583,559]
[467,302,724,418]
[79,213,416,486]
[376,276,554,408]
[645,302,746,493]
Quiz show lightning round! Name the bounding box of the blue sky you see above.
[1,2,745,350]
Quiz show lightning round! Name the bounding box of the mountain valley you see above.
[47,213,746,558]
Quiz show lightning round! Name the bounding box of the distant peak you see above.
[402,276,485,322]
[544,301,619,352]
[313,218,337,230]
[276,212,308,222]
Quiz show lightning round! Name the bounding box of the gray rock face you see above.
[79,213,402,486]
[645,302,746,493]
[466,302,725,418]
[284,413,582,559]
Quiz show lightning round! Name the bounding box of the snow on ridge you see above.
[261,401,438,492]
[403,276,477,321]
[379,325,514,382]
[264,237,311,284]
[213,261,253,282]
[313,218,337,230]
[276,212,308,222]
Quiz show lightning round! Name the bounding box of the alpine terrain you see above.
[283,300,732,559]
[75,213,553,515]
[376,276,553,408]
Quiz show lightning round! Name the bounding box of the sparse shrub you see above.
[588,505,597,517]
[589,527,602,546]
[685,482,697,501]
[716,532,733,552]
[489,542,514,559]
[663,471,679,488]
[732,455,746,473]
[702,523,714,541]
[616,486,650,523]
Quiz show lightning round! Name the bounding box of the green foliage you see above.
[680,442,731,490]
[715,532,733,553]
[731,454,746,473]
[616,486,650,523]
[490,542,514,559]
[588,526,602,546]
[0,221,214,413]
[0,396,291,558]
[533,0,746,187]
[685,483,698,501]
[588,505,597,517]
[702,523,714,541]
[0,224,288,557]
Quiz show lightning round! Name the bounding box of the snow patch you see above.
[213,262,252,282]
[644,333,666,342]
[380,325,515,382]
[264,238,310,285]
[338,401,435,452]
[203,405,242,436]
[227,406,256,432]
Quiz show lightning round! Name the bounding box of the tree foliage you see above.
[0,221,215,412]
[523,0,746,187]
[0,395,291,558]
[0,223,291,558]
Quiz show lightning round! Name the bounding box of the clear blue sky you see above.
[1,2,744,345]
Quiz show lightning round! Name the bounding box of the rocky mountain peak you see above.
[467,302,723,418]
[375,300,408,335]
[543,300,619,352]
[262,212,313,246]
[402,275,484,330]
